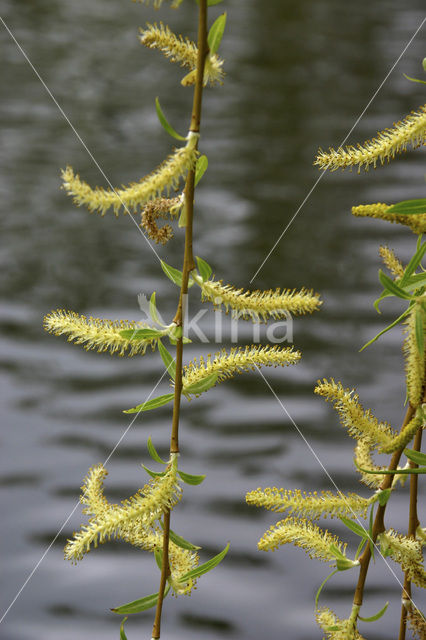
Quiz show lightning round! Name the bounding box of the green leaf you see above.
[155,97,186,141]
[184,373,218,395]
[328,544,347,560]
[178,469,206,485]
[112,587,170,614]
[158,340,176,380]
[415,308,424,355]
[358,601,389,623]
[161,260,194,288]
[120,328,164,340]
[336,558,358,571]
[403,74,426,85]
[339,516,368,539]
[404,448,426,466]
[196,256,213,282]
[194,155,208,187]
[142,464,166,479]
[154,548,163,571]
[360,305,413,351]
[379,270,413,300]
[159,522,201,550]
[377,488,392,506]
[147,436,165,464]
[207,13,227,55]
[161,260,183,287]
[387,198,426,215]
[124,393,174,414]
[355,537,367,560]
[150,292,162,326]
[400,241,426,283]
[120,617,128,639]
[315,569,338,609]
[178,543,229,582]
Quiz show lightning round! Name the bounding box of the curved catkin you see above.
[352,203,426,235]
[380,529,426,587]
[403,305,426,406]
[198,278,322,321]
[257,516,347,562]
[353,440,385,489]
[315,103,426,172]
[61,136,198,216]
[314,379,397,450]
[245,487,373,520]
[182,345,301,392]
[65,457,181,562]
[140,23,224,85]
[43,309,158,357]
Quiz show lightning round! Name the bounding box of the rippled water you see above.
[1,1,425,639]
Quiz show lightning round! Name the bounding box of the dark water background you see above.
[1,1,426,638]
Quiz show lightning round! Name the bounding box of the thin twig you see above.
[151,2,208,638]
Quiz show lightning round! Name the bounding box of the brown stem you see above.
[151,2,208,638]
[398,426,423,640]
[353,403,416,608]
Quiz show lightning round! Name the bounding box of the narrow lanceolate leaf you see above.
[178,543,230,582]
[161,260,195,288]
[112,587,170,614]
[147,436,165,464]
[120,328,164,340]
[315,569,338,609]
[355,461,426,475]
[158,340,176,380]
[360,305,413,351]
[178,469,206,485]
[142,464,166,479]
[387,198,426,215]
[194,155,208,186]
[124,393,174,413]
[155,96,186,141]
[154,548,163,570]
[184,373,219,396]
[358,601,389,622]
[400,241,426,283]
[378,270,413,300]
[404,448,426,466]
[339,516,368,539]
[149,292,162,326]
[195,256,213,282]
[207,13,227,55]
[403,74,426,86]
[377,488,392,506]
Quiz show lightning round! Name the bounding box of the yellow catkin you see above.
[403,305,426,406]
[380,529,426,587]
[353,440,385,489]
[315,379,397,451]
[315,103,426,172]
[352,203,426,235]
[65,456,181,562]
[316,607,366,640]
[182,345,301,392]
[246,487,373,520]
[380,411,423,454]
[198,278,322,321]
[140,23,224,86]
[257,516,346,562]
[379,245,405,278]
[44,309,158,357]
[61,136,198,216]
[81,465,114,517]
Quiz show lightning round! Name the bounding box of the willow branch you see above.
[151,2,208,638]
[398,426,423,640]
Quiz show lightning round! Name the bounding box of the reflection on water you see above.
[1,0,425,638]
